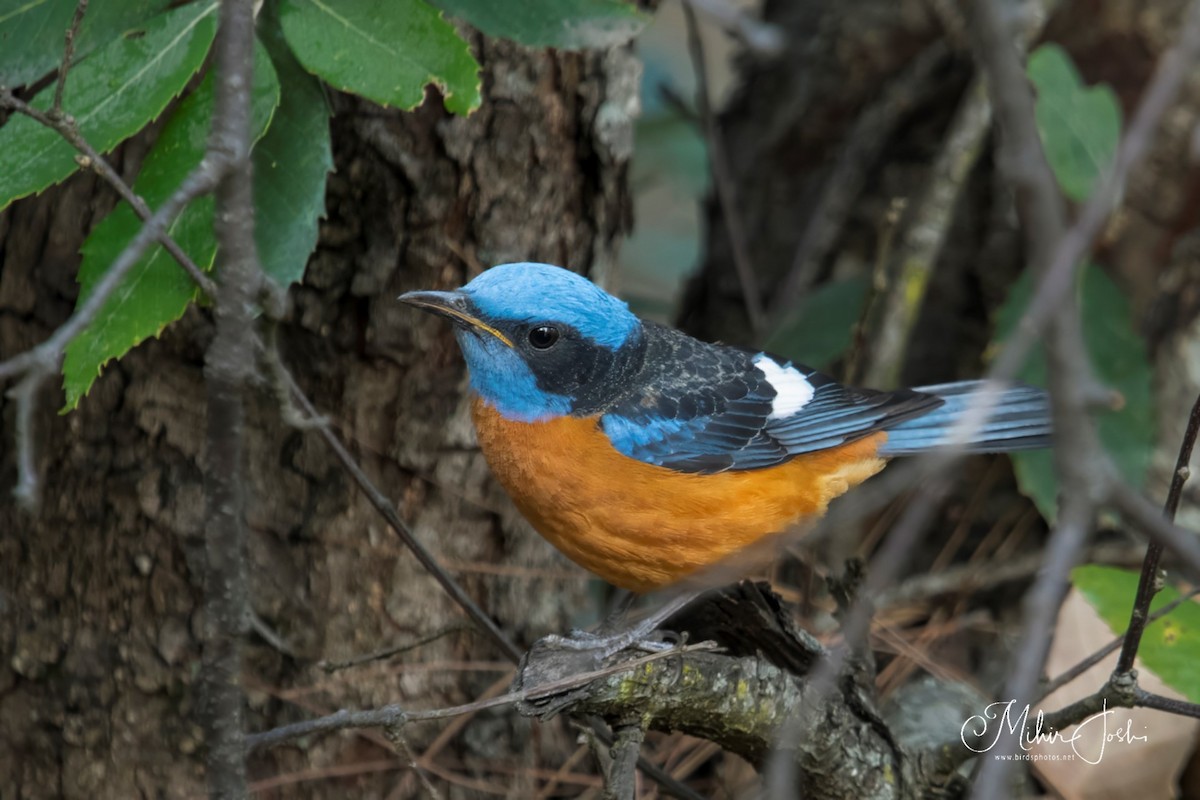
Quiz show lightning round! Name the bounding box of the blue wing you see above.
[599,324,939,474]
[598,323,1052,474]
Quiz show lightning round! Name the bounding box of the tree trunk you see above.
[0,37,636,799]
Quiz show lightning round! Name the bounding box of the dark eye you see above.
[527,325,559,349]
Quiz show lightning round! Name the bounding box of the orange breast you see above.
[471,398,888,593]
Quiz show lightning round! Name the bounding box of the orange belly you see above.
[471,398,888,592]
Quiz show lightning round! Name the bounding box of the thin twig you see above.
[8,373,41,508]
[1135,689,1200,718]
[199,0,258,796]
[273,363,523,664]
[320,623,473,673]
[1115,390,1200,674]
[980,499,1096,786]
[52,0,89,115]
[682,1,766,336]
[0,157,223,385]
[1041,588,1200,698]
[245,641,719,751]
[249,609,297,658]
[585,719,707,800]
[965,0,1100,792]
[879,541,1145,609]
[1162,392,1200,524]
[0,153,225,510]
[0,90,217,297]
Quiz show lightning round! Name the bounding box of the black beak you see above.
[398,290,514,348]
[398,290,472,320]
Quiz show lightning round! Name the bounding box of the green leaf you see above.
[62,44,280,411]
[1073,565,1200,704]
[0,1,218,212]
[763,276,869,370]
[993,265,1155,520]
[279,0,480,115]
[0,0,173,89]
[254,5,332,286]
[1028,44,1121,202]
[430,0,648,49]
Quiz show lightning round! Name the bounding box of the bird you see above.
[400,262,1052,596]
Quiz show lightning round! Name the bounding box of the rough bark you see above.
[0,37,636,799]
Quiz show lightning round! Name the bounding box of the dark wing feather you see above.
[762,374,941,455]
[599,323,941,474]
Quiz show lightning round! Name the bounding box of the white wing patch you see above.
[753,354,814,420]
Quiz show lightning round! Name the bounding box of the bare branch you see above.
[960,1,1200,794]
[382,725,444,800]
[880,541,1145,609]
[263,344,708,800]
[964,1,1100,793]
[1114,390,1200,673]
[8,373,41,508]
[0,141,225,508]
[0,91,217,296]
[318,623,473,673]
[198,0,259,796]
[973,498,1095,796]
[0,156,222,385]
[1109,480,1200,576]
[52,0,89,115]
[1134,689,1200,719]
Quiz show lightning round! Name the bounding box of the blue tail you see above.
[877,381,1052,456]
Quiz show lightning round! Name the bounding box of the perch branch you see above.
[245,641,719,751]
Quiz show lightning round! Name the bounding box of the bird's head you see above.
[399,263,643,421]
